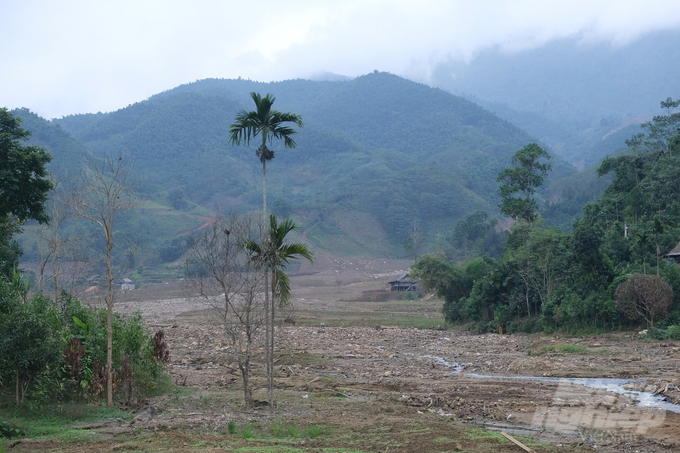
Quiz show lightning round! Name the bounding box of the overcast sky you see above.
[2,0,680,119]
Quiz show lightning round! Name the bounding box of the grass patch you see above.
[305,425,332,437]
[239,426,255,439]
[464,428,507,441]
[285,425,299,438]
[0,401,132,440]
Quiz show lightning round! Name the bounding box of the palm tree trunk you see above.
[262,160,267,215]
[264,268,272,407]
[269,270,275,408]
[262,156,274,407]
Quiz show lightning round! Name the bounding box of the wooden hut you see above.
[665,241,680,265]
[388,273,418,292]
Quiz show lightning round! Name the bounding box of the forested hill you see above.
[22,72,574,260]
[10,108,89,172]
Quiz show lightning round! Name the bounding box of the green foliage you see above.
[0,108,53,224]
[158,236,193,263]
[247,215,313,306]
[643,326,680,340]
[0,286,61,405]
[0,421,23,439]
[449,211,507,260]
[229,92,304,151]
[0,283,167,406]
[413,98,680,333]
[498,143,551,224]
[668,325,680,339]
[167,187,190,211]
[0,109,53,278]
[542,166,612,231]
[412,255,496,323]
[0,219,22,279]
[0,402,130,441]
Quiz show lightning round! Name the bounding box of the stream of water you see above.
[423,355,680,413]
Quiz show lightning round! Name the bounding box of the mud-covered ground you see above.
[19,263,680,452]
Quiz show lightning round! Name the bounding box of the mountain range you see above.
[14,71,580,268]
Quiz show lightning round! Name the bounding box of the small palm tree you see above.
[229,93,303,214]
[247,214,313,406]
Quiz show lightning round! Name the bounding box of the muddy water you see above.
[421,354,466,373]
[424,354,680,413]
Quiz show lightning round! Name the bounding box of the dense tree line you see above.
[413,100,680,333]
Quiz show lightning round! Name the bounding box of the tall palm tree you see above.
[246,214,313,407]
[230,93,303,408]
[229,92,303,214]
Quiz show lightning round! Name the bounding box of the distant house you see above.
[121,278,135,291]
[665,241,680,265]
[388,273,418,292]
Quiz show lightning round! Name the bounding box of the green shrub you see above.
[647,327,670,340]
[0,421,23,439]
[0,293,61,405]
[240,426,254,439]
[286,425,299,438]
[667,325,680,340]
[0,285,169,406]
[305,425,331,437]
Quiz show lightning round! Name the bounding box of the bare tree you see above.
[70,155,141,406]
[615,273,673,327]
[37,172,74,303]
[403,219,424,261]
[184,214,265,409]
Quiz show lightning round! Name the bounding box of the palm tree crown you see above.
[229,92,303,163]
[229,93,303,214]
[247,214,313,304]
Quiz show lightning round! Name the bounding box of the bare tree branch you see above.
[69,154,141,406]
[183,214,266,409]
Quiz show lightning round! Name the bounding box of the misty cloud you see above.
[2,0,680,118]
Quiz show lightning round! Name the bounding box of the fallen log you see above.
[500,432,535,452]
